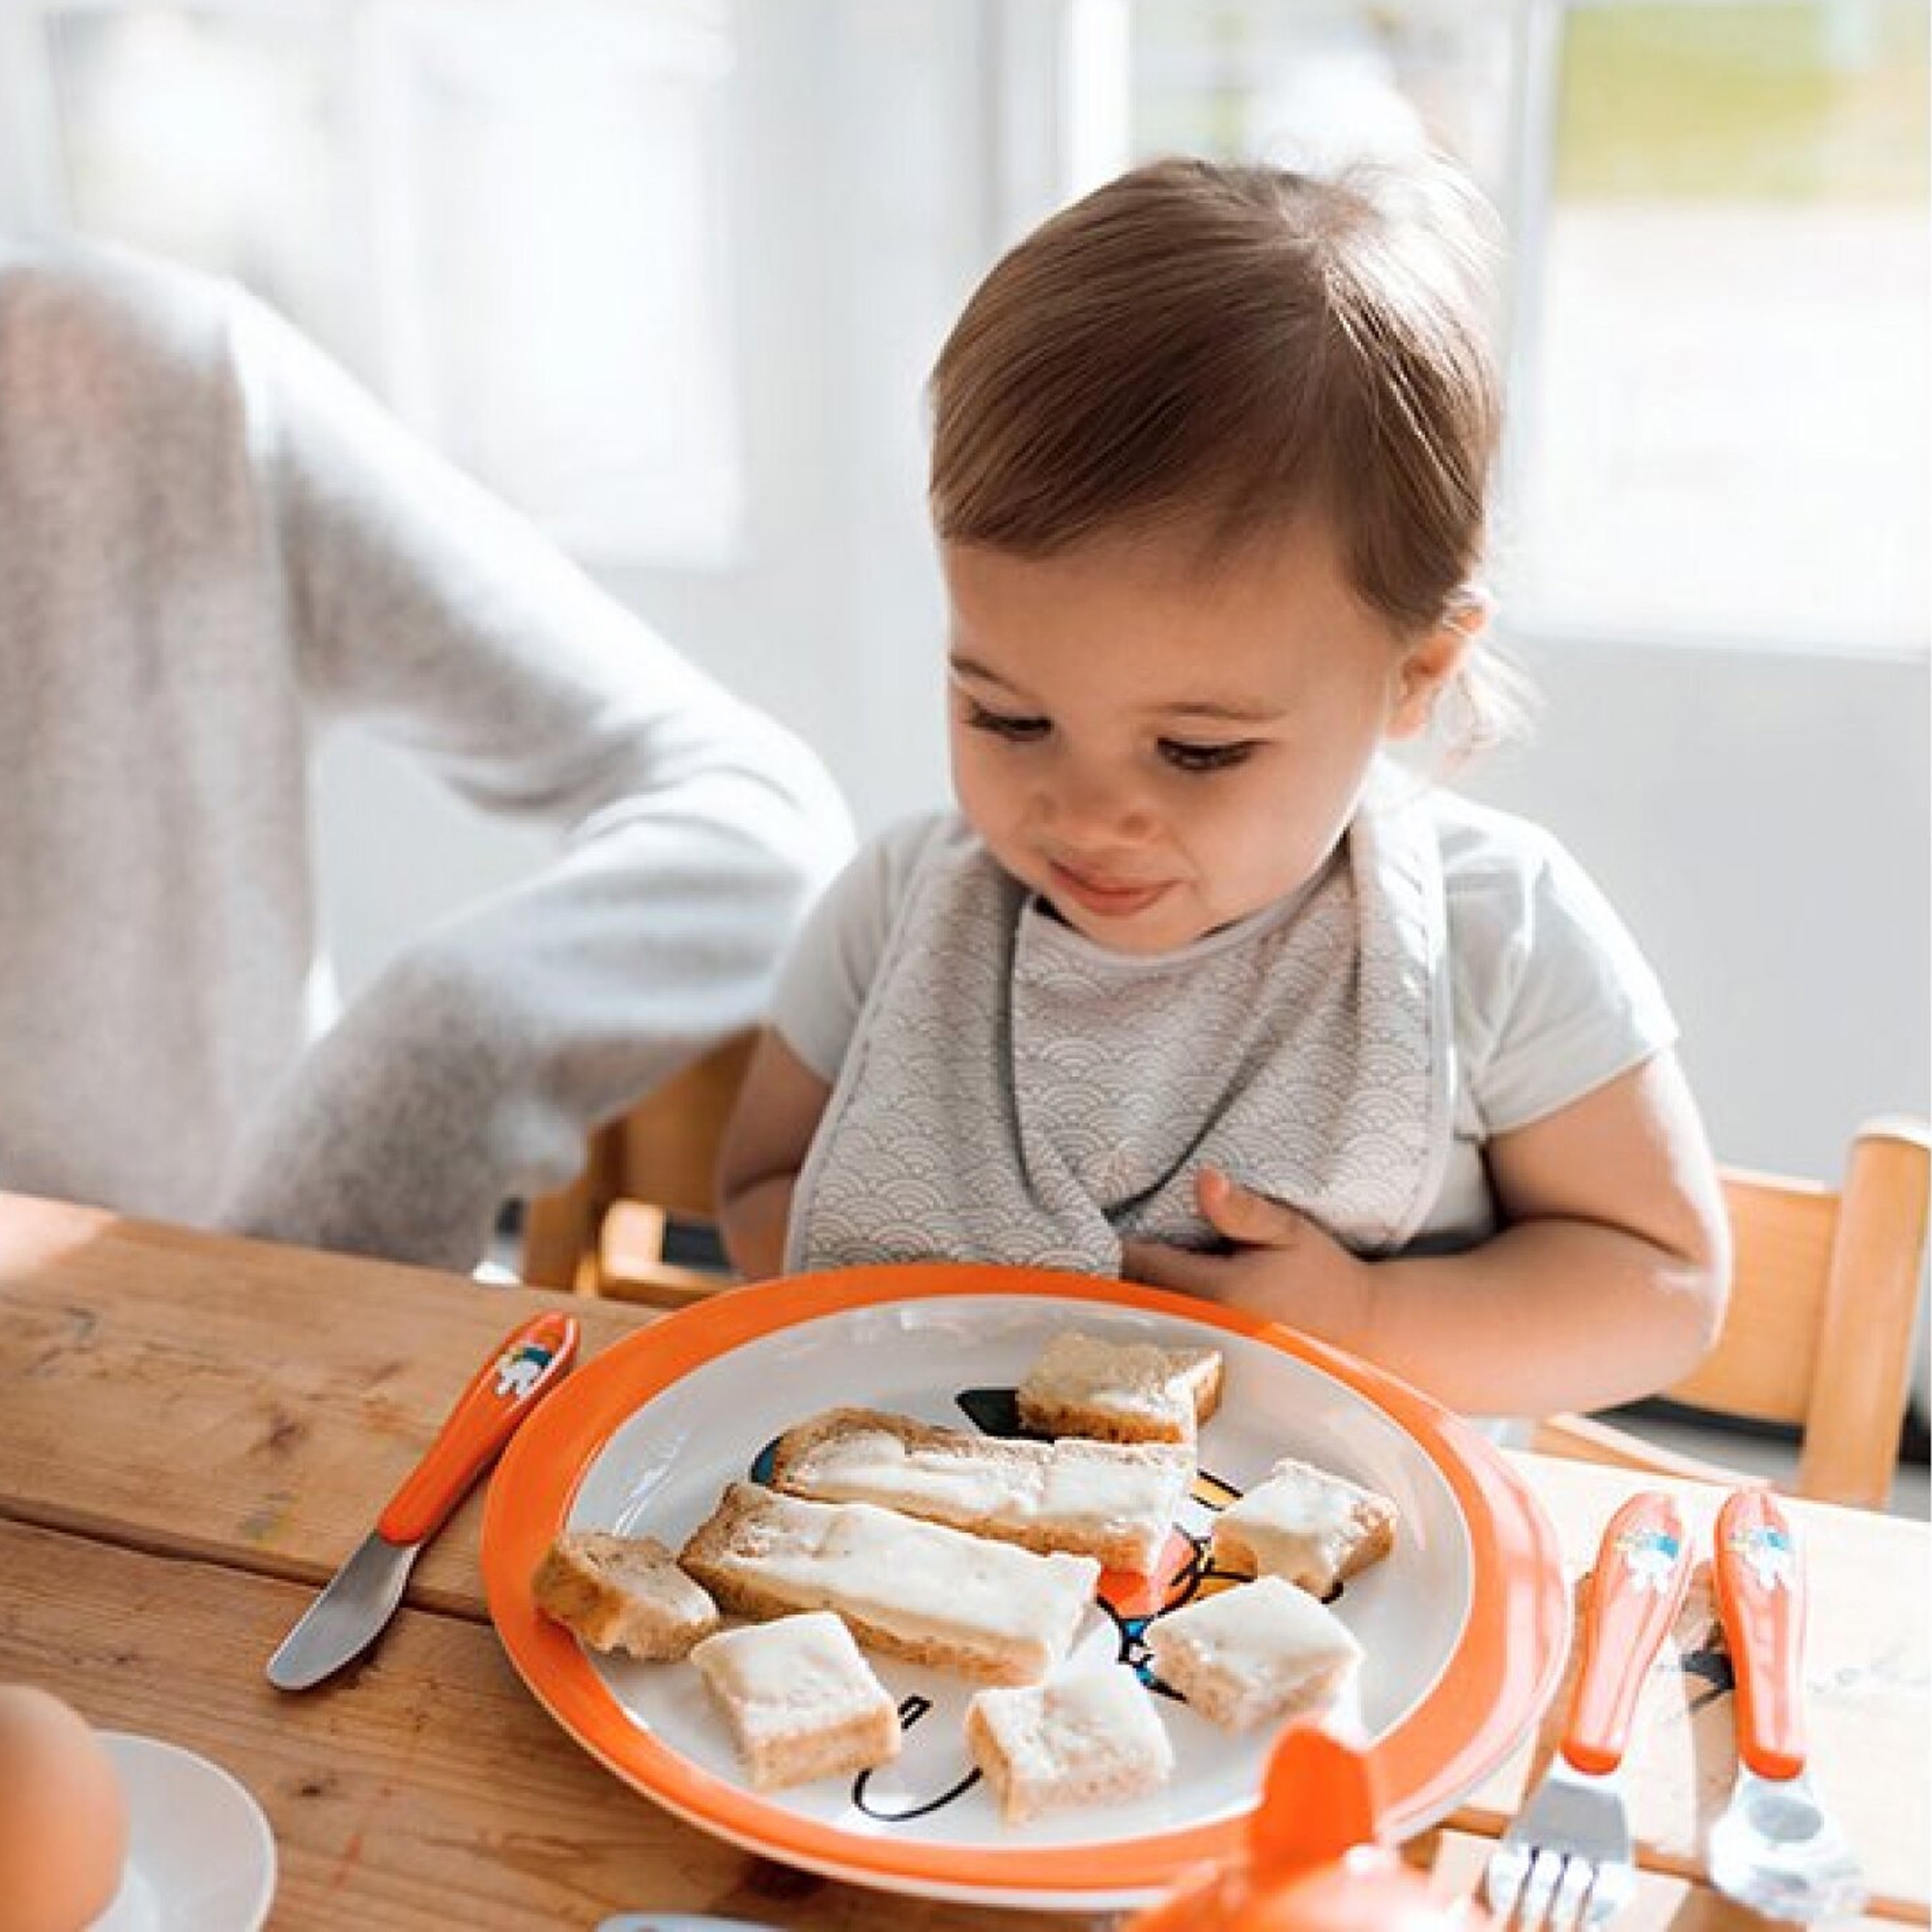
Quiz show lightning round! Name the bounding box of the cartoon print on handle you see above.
[741,1380,1353,1826]
[1727,1520,1795,1593]
[1616,1520,1687,1595]
[494,1338,560,1400]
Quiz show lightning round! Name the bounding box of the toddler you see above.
[718,156,1728,1417]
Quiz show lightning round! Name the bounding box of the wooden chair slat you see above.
[1535,1119,1930,1511]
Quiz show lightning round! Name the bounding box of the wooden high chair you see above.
[1533,1117,1930,1511]
[520,1030,758,1308]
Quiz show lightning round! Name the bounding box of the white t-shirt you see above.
[772,791,1677,1252]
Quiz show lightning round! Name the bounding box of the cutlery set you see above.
[264,1325,1867,1927]
[1486,1486,1866,1929]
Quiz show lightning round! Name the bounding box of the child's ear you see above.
[1386,592,1492,740]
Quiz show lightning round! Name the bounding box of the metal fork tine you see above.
[1513,1853,1546,1932]
[1551,1854,1599,1931]
[1496,1840,1547,1929]
[1487,1840,1529,1923]
[1572,1861,1606,1932]
[1577,1855,1623,1932]
[1520,1847,1567,1930]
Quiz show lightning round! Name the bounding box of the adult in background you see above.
[0,238,852,1271]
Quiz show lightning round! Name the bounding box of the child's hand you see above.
[1120,1168,1373,1345]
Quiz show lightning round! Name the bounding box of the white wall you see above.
[1464,639,1929,1179]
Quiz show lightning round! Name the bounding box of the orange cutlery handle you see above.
[1714,1487,1807,1780]
[377,1313,580,1547]
[1561,1490,1693,1776]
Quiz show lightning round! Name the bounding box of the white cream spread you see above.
[783,1421,1188,1564]
[1021,1332,1218,1435]
[973,1667,1173,1787]
[691,1609,882,1717]
[710,1487,1098,1670]
[1212,1457,1388,1590]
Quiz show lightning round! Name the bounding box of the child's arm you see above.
[716,1028,835,1281]
[1122,1051,1730,1417]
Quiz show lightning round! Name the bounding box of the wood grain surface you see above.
[2,1193,1925,1928]
[0,1192,642,1610]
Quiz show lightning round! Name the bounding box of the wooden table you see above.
[1,1192,1924,1931]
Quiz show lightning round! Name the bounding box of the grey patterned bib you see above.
[788,777,1454,1277]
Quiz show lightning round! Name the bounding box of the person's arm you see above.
[1122,1051,1730,1416]
[211,286,852,1269]
[715,1030,836,1280]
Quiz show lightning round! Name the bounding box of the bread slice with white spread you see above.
[679,1482,1098,1685]
[1147,1576,1362,1731]
[768,1406,1190,1574]
[1210,1456,1397,1596]
[531,1530,721,1661]
[1017,1331,1224,1444]
[690,1610,901,1789]
[966,1667,1175,1822]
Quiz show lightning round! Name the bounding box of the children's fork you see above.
[1486,1492,1693,1929]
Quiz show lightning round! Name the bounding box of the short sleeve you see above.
[1444,810,1679,1137]
[770,812,952,1081]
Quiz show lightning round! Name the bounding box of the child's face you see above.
[943,522,1459,955]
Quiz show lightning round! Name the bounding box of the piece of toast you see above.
[1146,1575,1362,1731]
[531,1530,721,1660]
[690,1610,901,1790]
[767,1406,1191,1574]
[1209,1456,1397,1596]
[1016,1332,1225,1445]
[679,1482,1098,1685]
[965,1668,1175,1823]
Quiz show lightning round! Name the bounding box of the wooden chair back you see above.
[521,1030,757,1306]
[1534,1118,1930,1510]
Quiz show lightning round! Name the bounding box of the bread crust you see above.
[531,1530,720,1660]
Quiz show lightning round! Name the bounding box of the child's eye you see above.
[1158,737,1258,774]
[965,701,1050,744]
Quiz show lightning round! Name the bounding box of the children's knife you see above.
[266,1311,580,1690]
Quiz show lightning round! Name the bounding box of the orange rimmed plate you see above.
[483,1263,1566,1912]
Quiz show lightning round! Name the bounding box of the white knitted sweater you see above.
[0,241,851,1268]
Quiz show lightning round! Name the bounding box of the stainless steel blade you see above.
[1708,1765,1868,1924]
[266,1531,420,1690]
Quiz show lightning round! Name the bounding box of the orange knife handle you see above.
[1714,1487,1807,1780]
[1560,1490,1693,1776]
[377,1313,580,1547]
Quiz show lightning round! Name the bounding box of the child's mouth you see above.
[1047,862,1174,919]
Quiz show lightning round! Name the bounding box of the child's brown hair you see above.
[929,155,1524,751]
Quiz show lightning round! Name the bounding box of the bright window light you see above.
[1507,0,1928,656]
[37,0,744,572]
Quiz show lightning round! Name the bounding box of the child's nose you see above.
[1043,763,1154,843]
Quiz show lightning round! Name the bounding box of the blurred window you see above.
[24,0,742,570]
[1119,0,1928,658]
[1511,0,1927,655]
[1126,0,1517,194]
